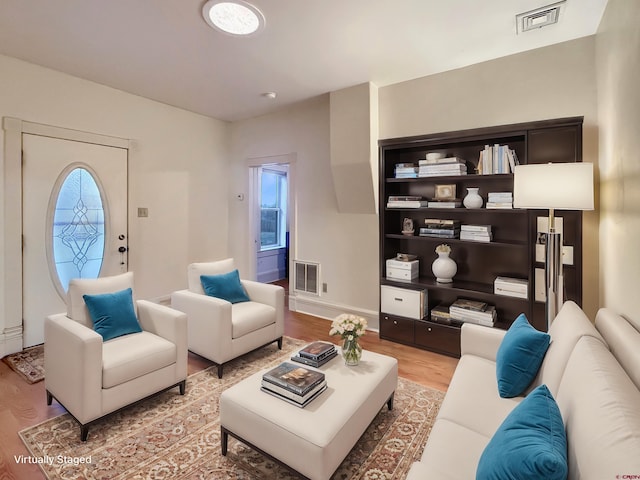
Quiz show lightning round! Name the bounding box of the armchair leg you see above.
[46,390,53,406]
[217,364,224,379]
[277,336,283,350]
[179,380,186,395]
[80,425,89,442]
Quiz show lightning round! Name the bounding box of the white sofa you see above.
[407,301,640,479]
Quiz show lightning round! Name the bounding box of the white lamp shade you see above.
[513,162,594,210]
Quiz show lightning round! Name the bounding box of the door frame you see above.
[1,117,130,355]
[246,153,296,283]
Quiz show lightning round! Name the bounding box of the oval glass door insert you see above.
[49,166,105,293]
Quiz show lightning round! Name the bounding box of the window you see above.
[260,168,287,250]
[50,167,105,293]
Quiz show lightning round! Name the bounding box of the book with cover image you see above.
[262,362,325,396]
[298,341,336,360]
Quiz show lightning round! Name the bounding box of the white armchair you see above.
[44,272,188,441]
[171,258,284,378]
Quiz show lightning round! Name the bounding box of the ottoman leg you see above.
[387,392,395,411]
[221,426,228,455]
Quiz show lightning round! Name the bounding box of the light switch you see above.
[137,207,149,217]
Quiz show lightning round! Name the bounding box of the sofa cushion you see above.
[556,336,640,480]
[496,313,550,398]
[535,301,604,396]
[231,301,276,338]
[102,331,177,388]
[201,270,250,304]
[413,418,490,480]
[476,384,568,480]
[436,354,522,438]
[83,287,142,341]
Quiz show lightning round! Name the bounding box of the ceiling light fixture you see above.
[262,92,277,99]
[202,0,265,36]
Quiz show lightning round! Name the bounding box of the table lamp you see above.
[513,162,594,329]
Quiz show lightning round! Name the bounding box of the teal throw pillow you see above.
[83,287,142,341]
[200,269,250,304]
[476,384,568,480]
[496,313,550,398]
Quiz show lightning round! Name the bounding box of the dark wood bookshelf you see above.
[378,117,584,357]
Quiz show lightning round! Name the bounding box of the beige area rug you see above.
[2,344,45,384]
[19,337,444,479]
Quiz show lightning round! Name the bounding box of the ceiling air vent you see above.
[516,1,565,34]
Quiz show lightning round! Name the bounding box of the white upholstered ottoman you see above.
[220,349,398,480]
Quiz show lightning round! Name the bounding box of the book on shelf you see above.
[419,157,466,166]
[486,192,513,209]
[494,276,528,299]
[261,383,328,408]
[427,200,462,208]
[450,302,496,327]
[460,225,492,242]
[430,303,462,326]
[388,195,422,202]
[450,298,488,312]
[418,164,467,177]
[291,350,338,368]
[486,202,513,209]
[461,224,492,233]
[424,218,460,228]
[452,309,496,324]
[262,362,326,396]
[478,144,519,175]
[488,192,513,201]
[387,200,430,208]
[419,228,460,238]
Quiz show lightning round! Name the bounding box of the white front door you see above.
[22,134,128,347]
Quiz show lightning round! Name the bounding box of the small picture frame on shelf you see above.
[435,184,456,200]
[401,217,415,236]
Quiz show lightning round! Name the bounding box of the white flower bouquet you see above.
[329,313,368,340]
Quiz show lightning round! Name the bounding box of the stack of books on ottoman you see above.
[291,341,338,367]
[261,362,327,408]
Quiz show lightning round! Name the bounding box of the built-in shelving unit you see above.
[378,117,584,357]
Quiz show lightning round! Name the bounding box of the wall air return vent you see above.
[294,260,320,295]
[516,1,565,34]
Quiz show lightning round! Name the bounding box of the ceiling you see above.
[0,0,609,122]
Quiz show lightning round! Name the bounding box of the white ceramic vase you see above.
[463,187,483,209]
[432,251,457,283]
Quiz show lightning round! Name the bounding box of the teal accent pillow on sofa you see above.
[476,384,568,480]
[83,287,142,341]
[496,313,550,398]
[201,269,250,304]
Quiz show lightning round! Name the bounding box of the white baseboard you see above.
[288,294,380,332]
[0,326,24,357]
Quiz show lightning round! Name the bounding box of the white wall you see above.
[378,37,600,320]
[0,54,229,354]
[228,96,380,325]
[595,0,640,324]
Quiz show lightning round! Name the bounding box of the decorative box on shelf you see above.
[380,285,427,320]
[386,258,419,281]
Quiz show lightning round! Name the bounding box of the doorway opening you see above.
[256,164,289,284]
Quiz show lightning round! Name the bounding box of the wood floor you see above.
[0,304,458,480]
